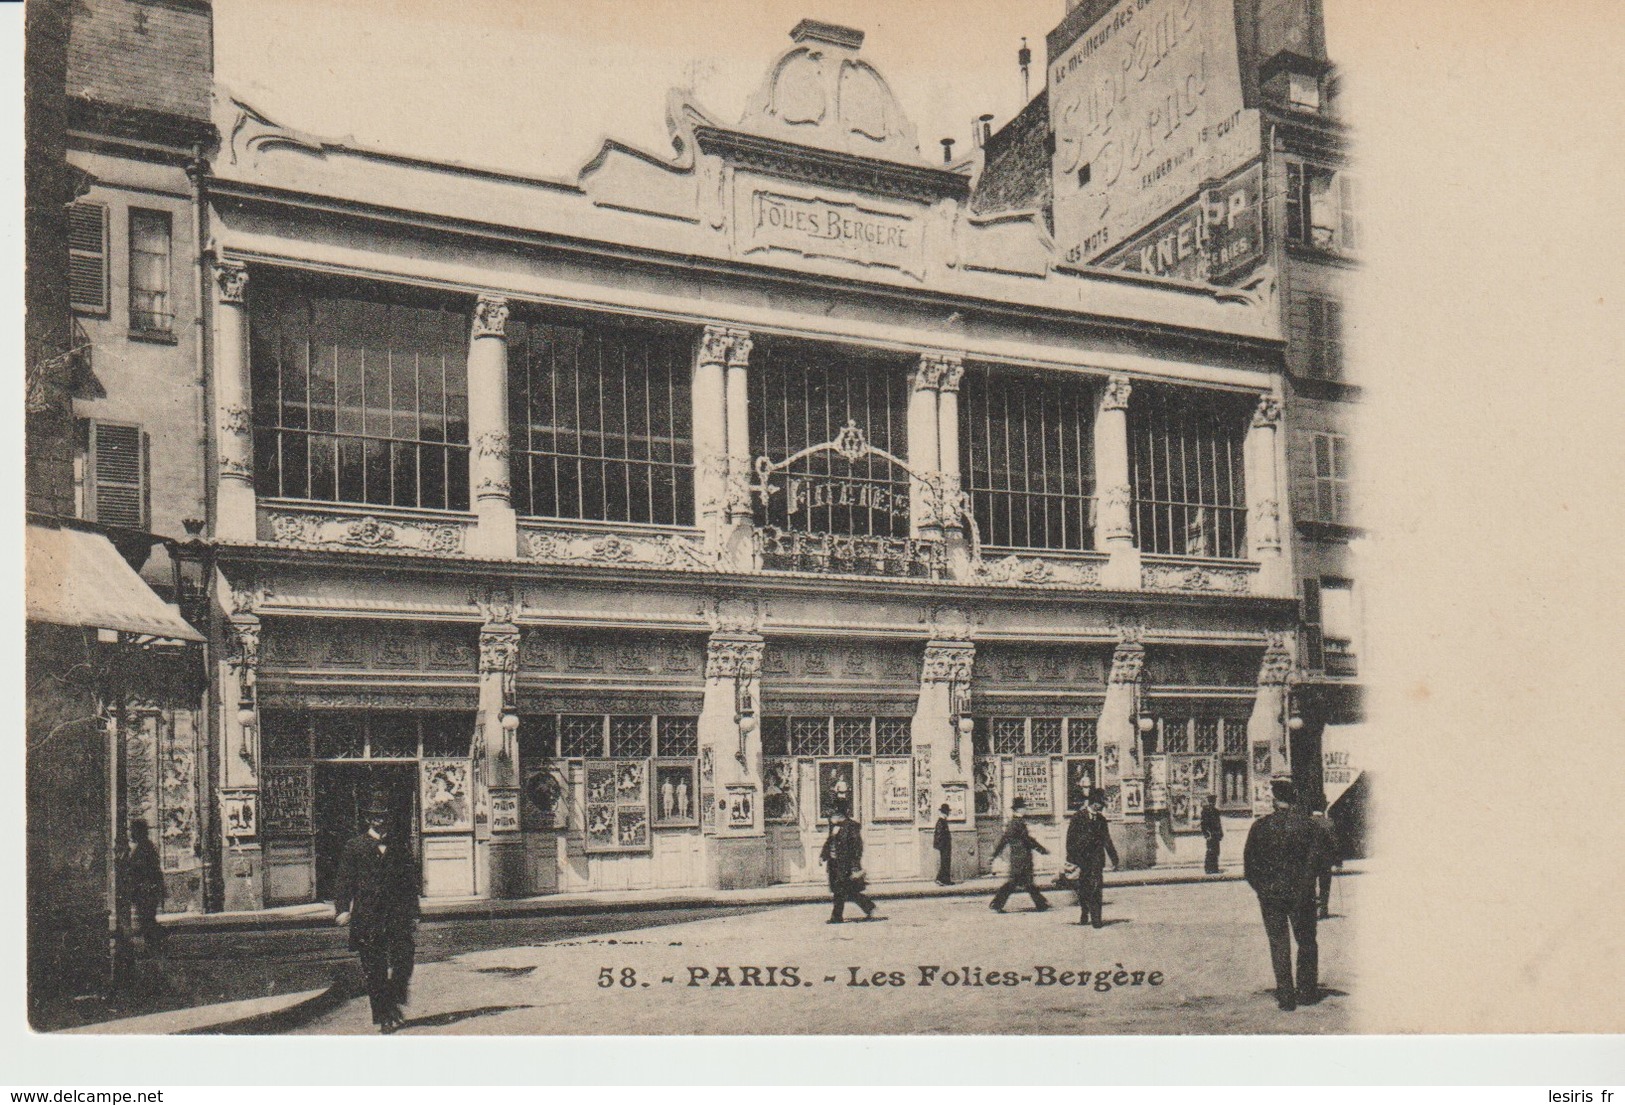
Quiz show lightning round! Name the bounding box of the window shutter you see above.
[1284,162,1305,243]
[1338,173,1360,251]
[1300,578,1325,673]
[1325,298,1344,381]
[83,420,149,530]
[68,203,109,314]
[1288,430,1318,523]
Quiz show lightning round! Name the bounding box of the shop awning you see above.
[1320,722,1366,807]
[26,524,203,642]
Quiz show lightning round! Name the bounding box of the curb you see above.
[188,978,350,1035]
[162,866,1360,935]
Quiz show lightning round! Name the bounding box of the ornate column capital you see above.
[916,352,964,393]
[1101,374,1133,412]
[706,633,765,680]
[214,260,249,305]
[478,627,522,677]
[1252,394,1283,429]
[225,617,261,674]
[921,640,975,684]
[473,294,510,339]
[724,328,753,368]
[699,325,734,368]
[1108,617,1146,684]
[470,584,523,626]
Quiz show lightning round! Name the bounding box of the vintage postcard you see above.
[17,0,1624,1056]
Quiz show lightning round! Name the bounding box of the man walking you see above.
[989,797,1049,913]
[334,792,421,1033]
[1065,788,1119,927]
[124,819,165,951]
[1244,777,1333,1011]
[1200,794,1224,874]
[820,805,879,923]
[932,803,954,886]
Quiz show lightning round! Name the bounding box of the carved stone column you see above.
[724,329,754,528]
[1246,394,1288,595]
[212,261,257,542]
[699,628,768,889]
[693,327,731,547]
[220,586,263,910]
[468,295,516,558]
[911,634,976,880]
[1100,619,1155,867]
[907,355,945,540]
[934,355,970,576]
[1093,375,1141,591]
[477,608,522,898]
[1247,630,1295,808]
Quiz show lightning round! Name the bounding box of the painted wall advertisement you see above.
[1049,0,1261,265]
[1093,160,1263,282]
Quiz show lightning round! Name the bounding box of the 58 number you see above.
[598,967,638,988]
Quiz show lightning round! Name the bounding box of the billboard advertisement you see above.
[1049,0,1261,266]
[1093,160,1264,283]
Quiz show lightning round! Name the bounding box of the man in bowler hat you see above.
[820,805,880,923]
[932,803,954,886]
[1065,788,1120,927]
[334,792,420,1032]
[1200,794,1224,874]
[1244,776,1334,1010]
[989,797,1049,913]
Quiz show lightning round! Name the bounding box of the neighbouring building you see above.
[24,0,211,1016]
[976,0,1366,847]
[196,17,1303,909]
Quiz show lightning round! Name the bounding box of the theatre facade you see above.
[202,21,1299,909]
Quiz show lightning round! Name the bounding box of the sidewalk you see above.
[164,857,1362,934]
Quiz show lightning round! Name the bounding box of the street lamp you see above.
[734,681,757,767]
[949,683,972,766]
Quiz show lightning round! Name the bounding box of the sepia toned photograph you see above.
[24,0,1375,1040]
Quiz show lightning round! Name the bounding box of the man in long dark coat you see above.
[1200,794,1224,874]
[1244,777,1334,1011]
[820,806,879,923]
[334,794,421,1032]
[1065,788,1120,927]
[125,819,165,951]
[989,797,1049,912]
[932,803,953,886]
[1309,792,1342,918]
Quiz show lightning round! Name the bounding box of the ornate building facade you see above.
[199,19,1299,907]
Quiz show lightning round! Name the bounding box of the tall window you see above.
[962,365,1095,550]
[1291,292,1344,380]
[250,274,470,510]
[1311,432,1351,524]
[1317,578,1359,677]
[128,208,172,335]
[508,313,693,526]
[1128,386,1249,558]
[750,343,910,538]
[1285,161,1359,253]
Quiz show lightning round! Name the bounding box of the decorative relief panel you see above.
[974,644,1109,687]
[523,526,719,572]
[764,639,919,685]
[265,509,469,555]
[973,553,1104,589]
[519,629,707,682]
[258,619,478,677]
[1141,561,1256,594]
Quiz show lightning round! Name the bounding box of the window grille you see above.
[508,314,694,525]
[760,717,790,758]
[1222,718,1248,756]
[1066,717,1098,755]
[750,343,910,538]
[69,202,109,314]
[1030,718,1064,755]
[875,718,912,756]
[656,717,698,757]
[833,718,873,757]
[249,275,470,510]
[789,717,832,757]
[1163,718,1190,754]
[1128,385,1249,558]
[962,364,1095,550]
[1193,718,1220,754]
[520,714,559,760]
[560,715,605,758]
[128,208,173,335]
[1311,432,1350,523]
[991,718,1026,755]
[261,711,312,763]
[608,716,653,758]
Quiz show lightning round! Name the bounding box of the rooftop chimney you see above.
[941,137,956,164]
[789,20,865,50]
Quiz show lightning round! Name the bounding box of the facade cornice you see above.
[210,181,1283,366]
[68,96,216,158]
[693,126,969,205]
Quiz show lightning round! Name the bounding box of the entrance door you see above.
[313,762,420,902]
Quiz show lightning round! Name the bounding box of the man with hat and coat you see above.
[819,805,879,923]
[1200,793,1225,874]
[1244,776,1334,1010]
[989,797,1050,913]
[1065,788,1120,927]
[932,803,954,886]
[334,791,421,1032]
